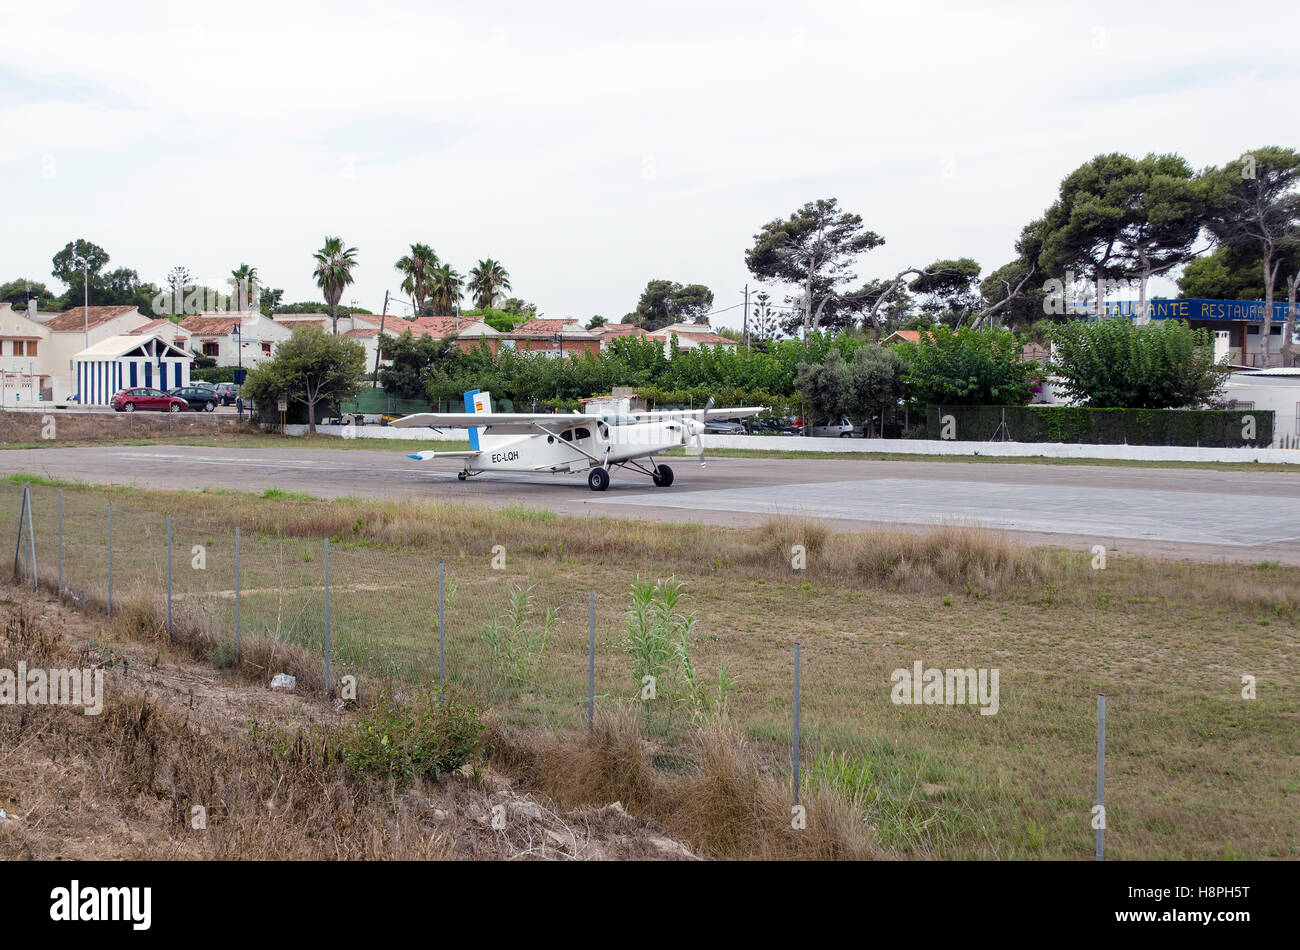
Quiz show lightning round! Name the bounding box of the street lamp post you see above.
[82,258,89,351]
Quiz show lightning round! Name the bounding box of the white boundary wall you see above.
[703,434,1300,464]
[284,424,1300,463]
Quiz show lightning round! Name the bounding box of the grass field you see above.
[3,473,1296,860]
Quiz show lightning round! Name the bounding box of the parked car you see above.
[111,388,188,413]
[703,419,747,435]
[811,415,857,438]
[213,382,239,405]
[168,386,219,412]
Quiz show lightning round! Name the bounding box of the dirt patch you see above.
[0,583,695,860]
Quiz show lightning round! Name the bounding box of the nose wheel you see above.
[651,463,674,487]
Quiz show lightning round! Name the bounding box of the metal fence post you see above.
[57,489,62,598]
[1096,693,1106,861]
[323,538,331,696]
[793,641,801,805]
[587,589,595,731]
[234,526,241,664]
[166,514,172,642]
[438,560,445,690]
[27,486,36,590]
[107,500,113,616]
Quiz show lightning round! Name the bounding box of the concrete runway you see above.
[3,444,1299,564]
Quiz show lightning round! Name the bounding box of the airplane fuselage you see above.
[470,418,692,473]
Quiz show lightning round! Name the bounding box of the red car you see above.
[111,387,188,413]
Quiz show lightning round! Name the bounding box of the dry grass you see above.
[0,600,450,859]
[490,705,877,860]
[0,597,717,861]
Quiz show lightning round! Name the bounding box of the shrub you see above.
[902,326,1037,406]
[480,584,556,684]
[1049,318,1228,408]
[345,690,485,786]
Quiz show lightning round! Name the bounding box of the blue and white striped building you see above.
[73,334,192,405]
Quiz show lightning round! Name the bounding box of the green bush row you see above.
[923,405,1274,447]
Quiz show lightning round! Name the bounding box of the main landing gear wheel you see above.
[652,464,674,487]
[588,467,610,491]
[457,471,468,481]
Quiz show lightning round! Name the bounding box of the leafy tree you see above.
[377,329,459,398]
[846,346,907,434]
[467,259,511,309]
[902,326,1037,406]
[1039,153,1208,319]
[242,325,367,432]
[312,236,359,334]
[587,315,608,329]
[499,297,539,318]
[396,243,438,315]
[0,279,58,310]
[633,280,714,330]
[796,347,906,433]
[1049,318,1228,408]
[909,258,982,328]
[745,198,884,339]
[1203,147,1300,364]
[51,238,110,290]
[671,283,714,322]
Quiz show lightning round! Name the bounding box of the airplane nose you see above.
[684,419,705,438]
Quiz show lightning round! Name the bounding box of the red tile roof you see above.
[179,315,243,335]
[129,318,186,335]
[514,318,584,334]
[44,305,139,332]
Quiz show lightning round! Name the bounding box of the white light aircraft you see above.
[392,389,763,491]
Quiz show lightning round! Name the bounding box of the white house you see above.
[42,305,151,399]
[0,301,54,404]
[179,311,292,368]
[73,334,191,404]
[650,322,739,355]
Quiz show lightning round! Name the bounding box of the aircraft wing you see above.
[632,406,767,421]
[391,412,603,434]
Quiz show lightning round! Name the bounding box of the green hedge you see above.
[192,366,237,384]
[923,405,1274,447]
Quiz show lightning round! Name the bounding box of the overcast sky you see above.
[3,0,1297,329]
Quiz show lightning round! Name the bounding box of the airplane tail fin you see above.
[465,389,512,452]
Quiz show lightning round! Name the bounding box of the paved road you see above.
[3,444,1299,564]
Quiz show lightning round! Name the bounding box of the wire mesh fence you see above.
[2,477,1294,859]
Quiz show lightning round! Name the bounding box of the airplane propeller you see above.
[692,397,714,467]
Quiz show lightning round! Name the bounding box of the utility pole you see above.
[82,258,89,351]
[372,289,389,388]
[742,283,750,352]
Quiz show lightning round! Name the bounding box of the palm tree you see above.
[229,263,260,311]
[429,263,463,315]
[467,258,511,309]
[312,237,359,333]
[395,243,438,316]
